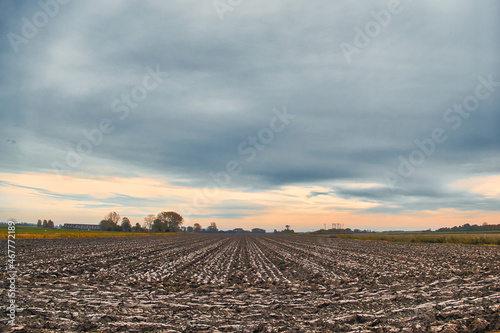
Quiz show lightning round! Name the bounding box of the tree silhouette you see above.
[207,222,218,233]
[121,217,132,232]
[133,223,143,232]
[156,211,183,232]
[152,219,164,232]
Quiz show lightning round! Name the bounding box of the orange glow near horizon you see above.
[1,171,499,231]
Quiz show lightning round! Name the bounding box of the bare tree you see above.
[143,214,155,231]
[104,211,120,225]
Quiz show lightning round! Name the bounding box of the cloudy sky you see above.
[1,0,499,231]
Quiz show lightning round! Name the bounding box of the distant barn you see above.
[251,228,266,234]
[62,224,101,230]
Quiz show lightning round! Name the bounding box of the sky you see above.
[1,0,499,231]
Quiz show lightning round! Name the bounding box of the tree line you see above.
[99,211,149,232]
[99,211,218,233]
[99,211,214,232]
[37,219,54,228]
[435,223,500,233]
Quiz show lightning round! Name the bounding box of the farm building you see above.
[62,224,101,230]
[251,228,266,234]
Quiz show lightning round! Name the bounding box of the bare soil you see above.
[1,234,499,332]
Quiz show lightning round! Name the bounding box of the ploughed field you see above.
[1,235,499,332]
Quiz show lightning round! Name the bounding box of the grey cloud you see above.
[1,0,499,215]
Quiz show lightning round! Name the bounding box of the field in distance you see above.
[302,231,500,246]
[2,225,500,245]
[1,234,499,332]
[0,226,181,239]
